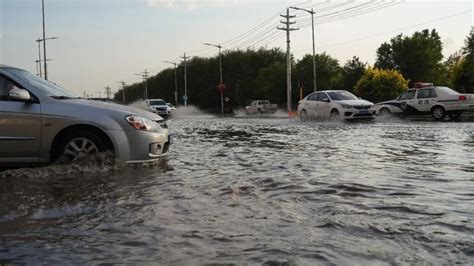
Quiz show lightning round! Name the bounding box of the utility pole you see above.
[181,53,189,107]
[164,61,179,106]
[204,43,224,114]
[42,0,48,80]
[35,36,58,79]
[277,8,299,115]
[135,69,149,100]
[118,81,126,104]
[291,6,317,92]
[104,85,111,99]
[36,38,43,77]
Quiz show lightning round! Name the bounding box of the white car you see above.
[146,99,172,117]
[298,90,375,120]
[373,84,474,120]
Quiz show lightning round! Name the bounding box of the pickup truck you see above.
[245,100,278,114]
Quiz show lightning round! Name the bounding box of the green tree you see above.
[341,56,367,92]
[354,67,408,103]
[375,29,444,85]
[294,53,342,97]
[451,27,474,93]
[255,62,286,105]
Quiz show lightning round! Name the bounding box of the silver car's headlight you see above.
[125,115,159,132]
[341,104,353,109]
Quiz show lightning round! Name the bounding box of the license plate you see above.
[359,109,368,114]
[168,134,174,144]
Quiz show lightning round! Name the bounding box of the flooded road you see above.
[1,116,473,264]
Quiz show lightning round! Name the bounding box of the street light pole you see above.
[291,6,317,92]
[164,61,179,107]
[204,42,224,114]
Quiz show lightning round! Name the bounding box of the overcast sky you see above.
[1,0,472,97]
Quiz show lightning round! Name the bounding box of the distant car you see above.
[298,90,375,120]
[147,99,173,116]
[245,100,278,114]
[373,83,474,120]
[89,97,121,104]
[0,65,171,166]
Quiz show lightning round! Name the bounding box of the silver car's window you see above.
[327,91,357,101]
[319,93,330,102]
[306,93,319,101]
[0,75,16,100]
[399,90,416,100]
[7,68,77,98]
[417,89,437,99]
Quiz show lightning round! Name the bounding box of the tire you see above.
[330,109,340,119]
[299,109,308,121]
[431,106,446,121]
[379,108,391,116]
[258,108,263,114]
[58,131,107,162]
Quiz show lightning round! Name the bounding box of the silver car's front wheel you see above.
[64,137,99,161]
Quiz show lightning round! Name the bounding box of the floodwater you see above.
[1,114,473,265]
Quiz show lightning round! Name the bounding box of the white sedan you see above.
[373,84,474,120]
[298,90,375,120]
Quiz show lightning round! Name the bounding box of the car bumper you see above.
[105,128,171,164]
[343,108,376,119]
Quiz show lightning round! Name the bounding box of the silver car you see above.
[0,65,171,166]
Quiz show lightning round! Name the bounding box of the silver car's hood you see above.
[60,99,163,120]
[335,99,374,106]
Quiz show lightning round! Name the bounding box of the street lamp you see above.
[35,36,58,79]
[204,42,224,114]
[164,61,179,107]
[290,6,317,92]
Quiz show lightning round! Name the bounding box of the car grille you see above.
[155,107,167,111]
[156,120,168,129]
[353,105,372,110]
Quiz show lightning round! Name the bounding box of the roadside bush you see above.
[354,67,408,103]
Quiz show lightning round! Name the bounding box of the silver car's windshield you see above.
[327,91,358,101]
[149,100,166,105]
[7,68,78,98]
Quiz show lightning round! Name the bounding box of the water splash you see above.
[0,152,119,179]
[127,99,150,111]
[171,105,213,119]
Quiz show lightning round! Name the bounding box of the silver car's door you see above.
[0,74,42,160]
[318,92,331,118]
[306,93,320,116]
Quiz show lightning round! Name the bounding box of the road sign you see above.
[224,97,230,102]
[217,84,226,93]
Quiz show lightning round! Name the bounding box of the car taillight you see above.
[459,95,467,101]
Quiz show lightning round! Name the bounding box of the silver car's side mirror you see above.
[9,87,31,101]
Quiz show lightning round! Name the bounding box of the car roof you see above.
[310,90,348,93]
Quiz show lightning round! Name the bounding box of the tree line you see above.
[114,28,474,111]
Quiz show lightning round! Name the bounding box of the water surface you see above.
[1,117,473,264]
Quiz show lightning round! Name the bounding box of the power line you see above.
[293,9,474,53]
